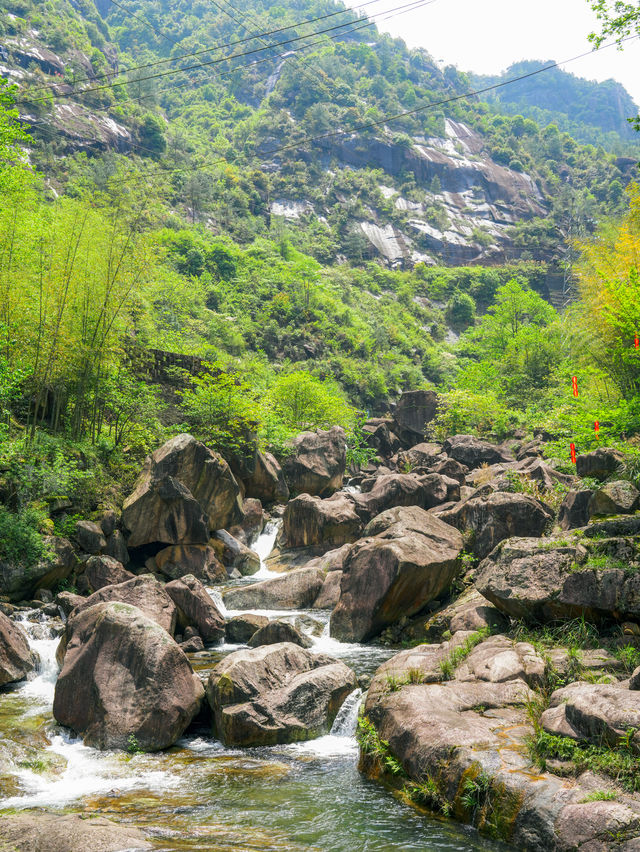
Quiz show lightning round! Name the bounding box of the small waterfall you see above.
[330,689,362,737]
[207,587,229,617]
[252,519,281,578]
[17,613,60,705]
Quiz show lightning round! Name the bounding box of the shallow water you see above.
[0,535,505,852]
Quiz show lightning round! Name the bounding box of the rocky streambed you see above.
[3,407,640,850]
[0,531,500,852]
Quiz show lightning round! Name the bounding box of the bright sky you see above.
[345,0,640,107]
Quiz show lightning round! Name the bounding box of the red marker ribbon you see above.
[570,443,577,464]
[571,376,579,398]
[635,334,639,349]
[594,421,600,438]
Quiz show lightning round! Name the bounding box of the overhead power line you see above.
[107,32,639,187]
[19,0,396,100]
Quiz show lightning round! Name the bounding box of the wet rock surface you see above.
[53,601,204,751]
[0,612,36,686]
[206,642,357,746]
[0,812,152,852]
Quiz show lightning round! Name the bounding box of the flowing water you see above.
[0,528,504,851]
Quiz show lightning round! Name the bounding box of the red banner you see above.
[571,376,578,398]
[570,443,577,464]
[594,421,600,438]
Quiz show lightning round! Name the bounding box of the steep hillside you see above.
[1,0,636,269]
[471,60,639,153]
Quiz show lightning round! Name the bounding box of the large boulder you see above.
[84,555,135,592]
[244,451,289,504]
[392,390,438,447]
[283,427,346,497]
[541,682,640,751]
[71,575,178,636]
[476,534,640,624]
[247,620,312,649]
[589,480,640,517]
[283,493,363,548]
[330,506,463,642]
[53,602,204,751]
[557,490,594,530]
[206,642,357,746]
[122,434,243,548]
[359,669,640,850]
[397,442,444,471]
[438,491,552,558]
[225,613,269,644]
[223,566,325,611]
[442,434,513,469]
[417,587,509,643]
[0,536,76,602]
[75,520,106,554]
[0,612,36,686]
[361,417,401,458]
[354,473,456,522]
[164,574,225,643]
[155,543,227,584]
[576,447,624,481]
[0,812,152,852]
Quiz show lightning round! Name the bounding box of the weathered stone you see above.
[223,566,325,611]
[0,612,36,686]
[247,620,312,649]
[103,529,130,566]
[155,543,227,584]
[165,574,224,643]
[392,390,438,446]
[359,673,640,851]
[397,442,443,471]
[75,520,107,554]
[229,497,264,545]
[55,590,85,617]
[542,682,640,751]
[455,635,546,687]
[589,480,640,517]
[225,613,269,644]
[442,434,513,469]
[418,588,509,642]
[84,554,134,592]
[213,529,260,576]
[330,506,463,642]
[439,491,552,558]
[53,602,203,751]
[72,575,178,635]
[361,418,400,458]
[0,812,152,852]
[122,433,243,547]
[206,642,357,746]
[283,493,363,548]
[313,570,343,609]
[180,635,204,653]
[124,475,210,548]
[0,536,77,602]
[558,490,594,530]
[631,666,640,690]
[576,447,624,481]
[477,535,640,624]
[354,472,456,521]
[100,510,118,537]
[283,427,346,497]
[429,457,468,484]
[244,451,290,504]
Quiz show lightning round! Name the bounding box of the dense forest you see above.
[1,1,640,849]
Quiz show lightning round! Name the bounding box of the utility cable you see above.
[107,32,640,187]
[18,0,395,100]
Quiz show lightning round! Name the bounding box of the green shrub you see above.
[0,506,51,568]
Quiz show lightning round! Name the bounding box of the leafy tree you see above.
[268,371,356,433]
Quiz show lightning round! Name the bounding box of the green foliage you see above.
[356,716,406,777]
[126,734,144,755]
[580,790,616,802]
[268,371,357,433]
[439,628,490,681]
[529,729,640,792]
[0,506,51,569]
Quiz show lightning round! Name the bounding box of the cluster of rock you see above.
[4,397,640,848]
